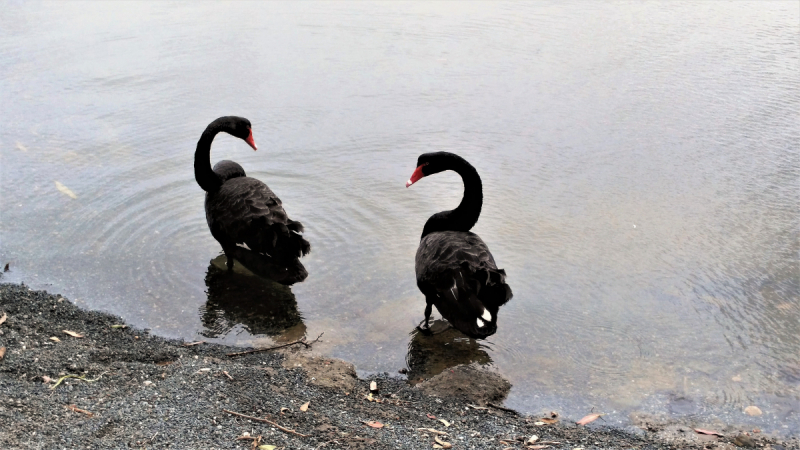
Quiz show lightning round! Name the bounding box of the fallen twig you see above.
[417,428,448,435]
[182,341,206,347]
[222,409,309,437]
[226,332,324,357]
[222,370,234,380]
[487,402,518,414]
[66,404,94,417]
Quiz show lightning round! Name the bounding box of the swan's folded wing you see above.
[415,231,497,282]
[206,177,288,243]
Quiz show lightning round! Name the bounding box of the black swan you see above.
[194,116,310,284]
[406,152,512,339]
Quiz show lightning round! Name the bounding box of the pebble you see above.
[744,405,762,416]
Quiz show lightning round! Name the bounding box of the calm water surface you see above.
[2,1,798,435]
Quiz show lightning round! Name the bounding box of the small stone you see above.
[733,434,755,447]
[744,405,762,416]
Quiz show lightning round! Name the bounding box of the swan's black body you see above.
[408,152,512,339]
[195,116,310,285]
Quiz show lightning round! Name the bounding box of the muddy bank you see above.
[0,283,795,449]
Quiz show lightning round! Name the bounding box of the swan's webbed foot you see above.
[417,301,434,335]
[416,319,434,336]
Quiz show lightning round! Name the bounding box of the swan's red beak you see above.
[406,165,426,188]
[245,129,258,151]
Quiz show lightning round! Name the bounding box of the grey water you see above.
[1,1,798,436]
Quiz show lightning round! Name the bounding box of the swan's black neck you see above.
[195,121,227,193]
[421,158,483,239]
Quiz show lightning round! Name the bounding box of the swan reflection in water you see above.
[405,319,493,384]
[199,249,306,341]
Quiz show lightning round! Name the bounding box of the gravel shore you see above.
[0,282,795,449]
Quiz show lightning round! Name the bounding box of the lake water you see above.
[1,1,798,436]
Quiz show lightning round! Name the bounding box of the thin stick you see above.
[222,409,309,438]
[66,404,94,417]
[182,341,206,347]
[487,402,518,414]
[226,332,324,357]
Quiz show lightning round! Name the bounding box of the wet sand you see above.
[0,282,795,449]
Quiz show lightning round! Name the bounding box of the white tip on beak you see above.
[406,179,413,188]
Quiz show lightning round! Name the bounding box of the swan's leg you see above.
[424,301,432,328]
[223,247,235,271]
[416,297,434,335]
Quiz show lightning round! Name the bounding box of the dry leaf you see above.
[364,421,384,428]
[438,419,451,427]
[0,313,7,326]
[527,435,539,444]
[55,181,77,199]
[370,380,378,392]
[300,401,309,412]
[110,324,127,329]
[434,436,453,449]
[576,413,603,425]
[63,330,84,338]
[528,446,550,450]
[258,446,276,450]
[0,347,5,360]
[280,407,289,414]
[42,375,53,383]
[533,421,546,426]
[694,428,723,437]
[539,417,558,424]
[50,337,61,342]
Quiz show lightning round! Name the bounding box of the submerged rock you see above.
[415,363,511,406]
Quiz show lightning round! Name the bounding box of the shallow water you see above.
[1,1,798,435]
